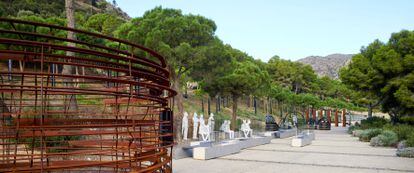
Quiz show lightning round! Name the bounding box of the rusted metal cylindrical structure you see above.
[0,18,176,172]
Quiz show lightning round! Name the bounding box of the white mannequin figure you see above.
[192,112,199,139]
[198,114,210,141]
[293,114,298,127]
[241,119,253,138]
[199,113,204,125]
[182,112,189,140]
[247,119,253,137]
[208,113,215,136]
[223,120,234,139]
[220,120,226,131]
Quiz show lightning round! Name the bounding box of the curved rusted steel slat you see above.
[0,18,176,172]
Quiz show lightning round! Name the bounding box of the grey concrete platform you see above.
[193,140,240,160]
[291,134,312,147]
[276,128,297,138]
[263,131,278,137]
[175,136,271,160]
[174,127,414,173]
[237,136,272,149]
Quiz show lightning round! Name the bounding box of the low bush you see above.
[359,128,382,142]
[353,130,364,137]
[396,147,414,158]
[360,117,388,129]
[347,125,360,134]
[383,124,414,141]
[398,140,407,149]
[370,130,398,147]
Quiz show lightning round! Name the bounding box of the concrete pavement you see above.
[173,127,414,173]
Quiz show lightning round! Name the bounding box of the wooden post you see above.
[327,109,331,124]
[305,107,310,123]
[319,109,323,119]
[312,108,316,120]
[335,109,339,127]
[342,109,346,127]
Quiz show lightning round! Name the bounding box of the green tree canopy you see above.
[340,30,414,121]
[217,61,269,129]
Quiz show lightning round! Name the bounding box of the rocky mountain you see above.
[297,54,353,79]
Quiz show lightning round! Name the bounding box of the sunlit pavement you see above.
[173,127,414,173]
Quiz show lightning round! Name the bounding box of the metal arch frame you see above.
[0,18,176,172]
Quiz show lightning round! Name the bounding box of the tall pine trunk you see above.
[172,73,184,141]
[253,96,257,114]
[207,96,211,115]
[231,95,238,130]
[367,103,373,118]
[64,0,77,111]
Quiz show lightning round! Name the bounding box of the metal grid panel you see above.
[0,18,176,172]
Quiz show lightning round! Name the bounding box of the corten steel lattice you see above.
[0,18,176,172]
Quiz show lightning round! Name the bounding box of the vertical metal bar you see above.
[40,45,45,171]
[8,59,12,81]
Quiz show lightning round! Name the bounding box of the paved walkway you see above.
[173,127,414,173]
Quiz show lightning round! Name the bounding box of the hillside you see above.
[0,0,129,20]
[297,53,353,79]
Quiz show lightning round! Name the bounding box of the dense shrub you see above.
[397,147,414,158]
[359,129,382,142]
[360,117,388,129]
[399,116,414,125]
[383,124,414,141]
[370,130,398,147]
[407,133,414,147]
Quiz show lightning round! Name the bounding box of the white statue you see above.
[182,112,189,140]
[192,112,199,139]
[220,120,226,131]
[293,114,298,127]
[208,113,215,134]
[221,120,234,139]
[198,114,210,141]
[241,119,253,138]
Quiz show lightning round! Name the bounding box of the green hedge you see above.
[399,116,414,125]
[383,124,414,141]
[360,117,388,129]
[407,133,414,147]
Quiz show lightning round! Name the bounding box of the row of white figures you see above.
[240,119,253,138]
[219,120,235,139]
[182,112,252,141]
[181,112,215,141]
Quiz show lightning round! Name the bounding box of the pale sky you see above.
[115,0,414,61]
